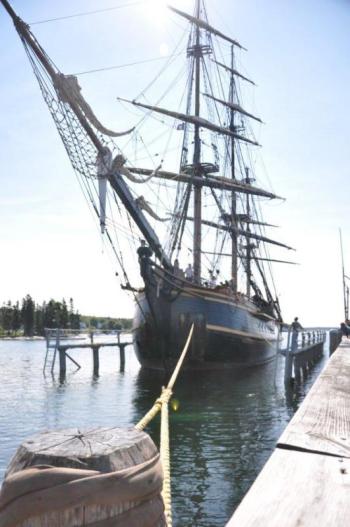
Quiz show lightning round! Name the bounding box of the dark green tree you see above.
[21,295,35,336]
[2,301,13,335]
[60,299,69,328]
[12,301,21,333]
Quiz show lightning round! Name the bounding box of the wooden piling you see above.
[120,344,126,371]
[92,345,100,374]
[2,427,166,526]
[59,348,66,375]
[284,346,293,386]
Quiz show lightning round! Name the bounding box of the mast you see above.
[340,228,349,320]
[193,0,202,283]
[245,166,251,296]
[230,45,238,292]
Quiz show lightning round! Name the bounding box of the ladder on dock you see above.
[43,328,82,373]
[43,328,60,373]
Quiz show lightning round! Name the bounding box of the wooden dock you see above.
[226,336,350,527]
[43,329,132,376]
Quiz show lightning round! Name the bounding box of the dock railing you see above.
[279,327,326,385]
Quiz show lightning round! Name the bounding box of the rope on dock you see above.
[135,324,194,527]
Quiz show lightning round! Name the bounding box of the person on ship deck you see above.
[185,263,193,282]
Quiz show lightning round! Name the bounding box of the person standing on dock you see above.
[291,317,303,332]
[340,322,350,338]
[291,317,303,350]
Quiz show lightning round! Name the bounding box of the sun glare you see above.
[142,0,193,28]
[144,0,168,25]
[159,42,169,56]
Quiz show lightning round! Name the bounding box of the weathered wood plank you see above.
[226,449,350,527]
[278,343,350,457]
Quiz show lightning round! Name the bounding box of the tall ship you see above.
[1,0,295,369]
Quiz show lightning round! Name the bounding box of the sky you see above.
[0,0,350,325]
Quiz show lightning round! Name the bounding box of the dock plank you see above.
[278,343,350,457]
[226,449,350,527]
[226,338,350,526]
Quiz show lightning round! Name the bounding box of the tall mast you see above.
[230,45,238,292]
[245,166,251,297]
[193,0,202,283]
[340,228,348,320]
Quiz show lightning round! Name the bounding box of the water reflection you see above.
[0,339,328,527]
[132,362,294,526]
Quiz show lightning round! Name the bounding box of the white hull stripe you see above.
[206,323,277,341]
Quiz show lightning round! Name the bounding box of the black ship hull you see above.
[133,279,279,371]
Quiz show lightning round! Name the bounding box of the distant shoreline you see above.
[0,336,44,341]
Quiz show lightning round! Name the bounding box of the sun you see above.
[142,0,193,28]
[143,0,168,25]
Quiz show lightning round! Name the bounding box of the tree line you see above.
[0,295,132,337]
[0,295,80,337]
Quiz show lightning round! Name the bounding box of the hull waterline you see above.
[133,284,279,371]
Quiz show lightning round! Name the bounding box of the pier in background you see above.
[44,328,132,377]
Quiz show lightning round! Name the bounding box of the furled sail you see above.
[203,252,297,265]
[112,155,159,183]
[185,217,294,250]
[96,147,113,233]
[128,167,281,200]
[204,93,262,124]
[169,6,246,50]
[118,99,260,146]
[212,59,255,86]
[54,74,134,138]
[221,213,277,228]
[136,196,170,222]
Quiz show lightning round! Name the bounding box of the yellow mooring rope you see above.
[135,324,194,527]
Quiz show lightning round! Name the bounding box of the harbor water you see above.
[0,337,328,526]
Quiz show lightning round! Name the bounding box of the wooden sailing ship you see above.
[1,0,296,369]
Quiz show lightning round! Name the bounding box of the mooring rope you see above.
[135,324,194,526]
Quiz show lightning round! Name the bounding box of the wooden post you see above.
[120,344,126,372]
[301,354,307,379]
[294,356,301,382]
[117,332,125,372]
[2,427,166,526]
[284,346,293,386]
[92,345,100,375]
[59,347,66,376]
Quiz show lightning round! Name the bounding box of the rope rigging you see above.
[8,0,285,312]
